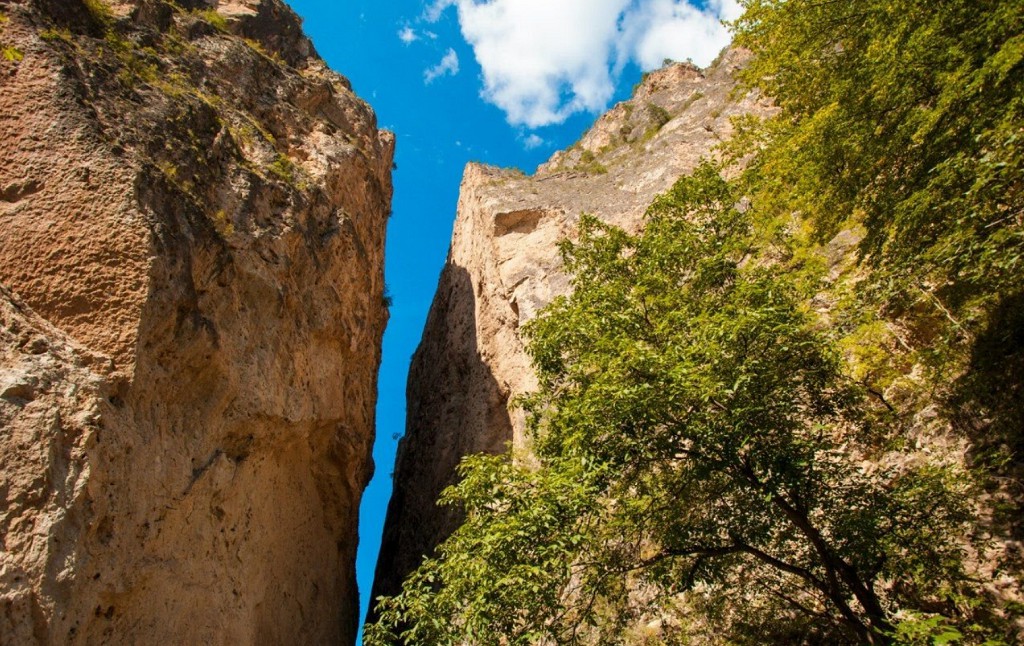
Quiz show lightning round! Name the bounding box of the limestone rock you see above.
[371,48,773,609]
[0,1,393,643]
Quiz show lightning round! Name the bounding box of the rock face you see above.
[371,49,772,608]
[0,1,393,643]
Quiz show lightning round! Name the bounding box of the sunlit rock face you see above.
[0,1,392,643]
[371,48,773,612]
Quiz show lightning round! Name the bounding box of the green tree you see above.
[730,0,1024,345]
[730,0,1024,561]
[366,166,975,645]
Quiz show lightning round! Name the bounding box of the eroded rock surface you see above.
[371,49,772,609]
[0,1,392,643]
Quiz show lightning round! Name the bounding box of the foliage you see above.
[366,166,979,645]
[82,0,113,26]
[39,28,73,43]
[1,7,18,62]
[243,37,284,66]
[640,102,674,144]
[111,42,160,85]
[212,209,234,237]
[193,9,228,33]
[576,148,608,175]
[731,0,1024,341]
[1,45,22,62]
[731,0,1024,573]
[366,452,603,646]
[646,102,672,128]
[268,153,299,184]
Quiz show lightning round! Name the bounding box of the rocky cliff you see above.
[0,1,393,643]
[371,49,773,608]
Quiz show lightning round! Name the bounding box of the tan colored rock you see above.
[371,48,773,607]
[0,1,392,643]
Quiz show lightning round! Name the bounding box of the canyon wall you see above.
[0,0,392,643]
[371,49,773,608]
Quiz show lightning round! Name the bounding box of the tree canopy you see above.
[732,0,1023,327]
[366,166,985,645]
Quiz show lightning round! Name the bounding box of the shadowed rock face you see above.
[371,49,774,614]
[0,1,392,643]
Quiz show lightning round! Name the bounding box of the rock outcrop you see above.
[371,49,772,608]
[0,1,393,643]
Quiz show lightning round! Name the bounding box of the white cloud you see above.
[425,0,456,23]
[398,26,418,44]
[619,0,740,70]
[522,133,545,149]
[714,0,745,23]
[425,0,739,127]
[450,0,630,126]
[424,48,461,84]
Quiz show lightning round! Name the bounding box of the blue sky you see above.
[284,0,739,636]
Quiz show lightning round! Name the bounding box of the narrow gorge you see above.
[2,0,1021,644]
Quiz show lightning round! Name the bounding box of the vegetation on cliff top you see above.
[22,0,316,239]
[367,0,1023,643]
